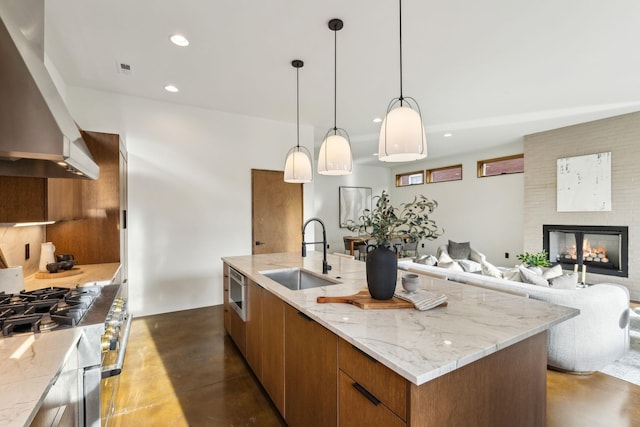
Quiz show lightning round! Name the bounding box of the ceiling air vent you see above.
[117,61,133,76]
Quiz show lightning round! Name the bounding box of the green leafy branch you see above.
[346,190,443,245]
[516,250,551,267]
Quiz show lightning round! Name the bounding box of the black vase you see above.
[366,245,398,300]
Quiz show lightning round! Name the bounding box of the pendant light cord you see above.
[296,66,300,148]
[399,0,404,103]
[333,26,338,132]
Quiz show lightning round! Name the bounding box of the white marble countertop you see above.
[0,328,82,426]
[0,263,120,426]
[222,252,579,386]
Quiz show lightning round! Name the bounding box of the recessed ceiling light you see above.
[372,117,382,123]
[170,34,189,47]
[373,152,379,156]
[164,84,179,93]
[444,133,452,137]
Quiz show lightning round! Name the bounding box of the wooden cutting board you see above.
[317,290,415,309]
[35,268,83,279]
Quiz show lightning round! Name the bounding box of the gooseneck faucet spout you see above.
[302,217,332,274]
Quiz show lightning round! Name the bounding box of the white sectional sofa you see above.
[398,259,631,373]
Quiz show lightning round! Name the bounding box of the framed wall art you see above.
[557,151,611,212]
[339,186,372,228]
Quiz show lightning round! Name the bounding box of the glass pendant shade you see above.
[319,18,353,176]
[283,59,312,183]
[378,103,427,162]
[379,0,428,163]
[318,131,352,175]
[284,146,313,183]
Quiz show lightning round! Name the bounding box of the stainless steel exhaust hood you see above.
[0,0,99,179]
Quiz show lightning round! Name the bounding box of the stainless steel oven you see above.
[99,283,131,427]
[228,267,246,321]
[77,282,131,427]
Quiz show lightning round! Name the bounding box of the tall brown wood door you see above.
[251,169,303,254]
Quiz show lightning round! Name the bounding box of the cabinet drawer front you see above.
[339,371,405,427]
[339,338,407,420]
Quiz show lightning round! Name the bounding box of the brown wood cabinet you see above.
[284,304,338,427]
[338,338,407,425]
[45,131,127,269]
[228,307,246,356]
[261,290,285,415]
[0,175,81,223]
[406,331,547,426]
[226,275,285,415]
[245,280,263,377]
[339,371,405,427]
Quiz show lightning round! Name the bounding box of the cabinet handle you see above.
[352,345,378,364]
[352,382,380,406]
[122,209,127,229]
[297,311,313,322]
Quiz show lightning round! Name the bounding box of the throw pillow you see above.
[549,272,579,289]
[501,267,523,282]
[518,265,549,287]
[458,259,482,273]
[437,252,464,271]
[448,240,471,260]
[414,254,437,266]
[542,264,563,280]
[437,251,454,267]
[481,260,502,278]
[446,262,465,272]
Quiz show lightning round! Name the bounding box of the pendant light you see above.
[378,0,427,162]
[318,18,353,176]
[284,60,313,183]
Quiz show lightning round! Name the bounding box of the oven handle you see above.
[101,312,132,378]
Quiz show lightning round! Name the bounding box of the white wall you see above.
[65,86,317,317]
[389,141,525,267]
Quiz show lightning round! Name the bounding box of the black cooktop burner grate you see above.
[0,286,98,337]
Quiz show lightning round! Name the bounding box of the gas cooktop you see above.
[0,286,102,337]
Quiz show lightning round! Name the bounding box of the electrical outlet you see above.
[505,252,509,259]
[25,243,30,260]
[421,243,425,248]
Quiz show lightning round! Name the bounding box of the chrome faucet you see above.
[302,217,332,274]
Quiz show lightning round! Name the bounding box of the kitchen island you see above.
[222,252,578,426]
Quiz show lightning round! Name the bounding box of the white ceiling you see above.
[44,0,640,166]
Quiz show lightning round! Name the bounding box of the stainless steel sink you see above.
[260,268,340,291]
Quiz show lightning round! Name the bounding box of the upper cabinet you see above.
[46,131,127,275]
[0,173,82,223]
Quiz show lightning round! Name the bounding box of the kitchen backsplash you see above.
[0,226,45,276]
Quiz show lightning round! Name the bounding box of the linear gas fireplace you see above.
[543,225,628,277]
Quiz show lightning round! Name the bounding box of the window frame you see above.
[477,154,524,178]
[395,170,425,187]
[425,164,463,183]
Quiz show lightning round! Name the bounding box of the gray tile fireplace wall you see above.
[523,111,640,301]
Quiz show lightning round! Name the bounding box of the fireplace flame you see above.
[583,238,608,262]
[559,239,609,263]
